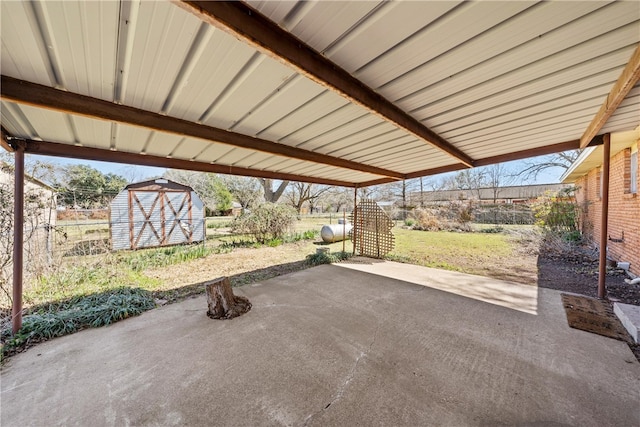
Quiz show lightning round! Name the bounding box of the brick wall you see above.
[575,147,640,276]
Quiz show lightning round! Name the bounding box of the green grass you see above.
[121,243,223,272]
[387,228,512,274]
[25,264,161,305]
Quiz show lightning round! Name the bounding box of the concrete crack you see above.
[302,321,381,426]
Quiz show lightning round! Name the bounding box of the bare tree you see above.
[516,150,582,181]
[222,176,262,213]
[454,169,487,199]
[323,187,354,213]
[261,178,289,203]
[485,163,516,203]
[0,165,56,306]
[285,182,332,214]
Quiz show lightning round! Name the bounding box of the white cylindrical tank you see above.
[321,223,352,243]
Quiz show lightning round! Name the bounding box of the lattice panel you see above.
[350,199,394,258]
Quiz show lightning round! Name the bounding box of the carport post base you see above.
[205,277,251,320]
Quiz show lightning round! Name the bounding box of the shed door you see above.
[128,190,193,249]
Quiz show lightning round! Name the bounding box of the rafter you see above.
[580,43,640,148]
[474,139,582,167]
[176,1,475,168]
[0,76,403,179]
[21,139,356,188]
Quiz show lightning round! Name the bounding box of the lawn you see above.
[389,228,512,271]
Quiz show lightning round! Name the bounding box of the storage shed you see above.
[110,179,205,251]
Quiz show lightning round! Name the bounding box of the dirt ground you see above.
[536,241,640,360]
[537,246,640,306]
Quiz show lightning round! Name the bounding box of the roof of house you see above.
[0,161,55,191]
[561,126,640,183]
[1,1,639,187]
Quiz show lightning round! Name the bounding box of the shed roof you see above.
[1,1,639,187]
[124,178,195,193]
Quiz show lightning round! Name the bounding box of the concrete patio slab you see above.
[2,260,639,426]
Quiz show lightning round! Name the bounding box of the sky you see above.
[27,152,568,187]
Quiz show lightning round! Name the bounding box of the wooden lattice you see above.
[350,199,395,258]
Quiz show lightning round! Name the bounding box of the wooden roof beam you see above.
[177,1,475,168]
[1,127,15,152]
[22,139,356,188]
[580,43,640,148]
[0,76,403,179]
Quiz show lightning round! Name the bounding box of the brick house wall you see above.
[574,147,640,276]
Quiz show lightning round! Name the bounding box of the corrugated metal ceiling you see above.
[1,0,639,187]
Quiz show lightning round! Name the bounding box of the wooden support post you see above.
[352,187,357,255]
[205,277,251,320]
[342,209,346,253]
[12,144,25,334]
[598,133,611,299]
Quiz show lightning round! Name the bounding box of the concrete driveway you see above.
[2,258,639,426]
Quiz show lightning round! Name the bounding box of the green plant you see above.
[283,230,318,243]
[207,221,230,229]
[305,251,352,266]
[265,238,284,247]
[2,287,156,359]
[232,203,297,244]
[564,230,582,243]
[404,218,415,227]
[531,188,579,240]
[122,244,217,272]
[479,226,504,234]
[26,264,159,305]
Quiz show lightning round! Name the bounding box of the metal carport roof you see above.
[2,0,639,187]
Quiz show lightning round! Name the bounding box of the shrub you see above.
[413,208,443,231]
[305,251,352,266]
[531,189,579,237]
[232,203,297,244]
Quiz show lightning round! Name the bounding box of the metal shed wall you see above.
[110,179,205,251]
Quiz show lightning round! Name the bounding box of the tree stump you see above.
[205,277,251,319]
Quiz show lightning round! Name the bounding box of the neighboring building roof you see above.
[561,126,640,183]
[412,184,570,202]
[0,161,55,191]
